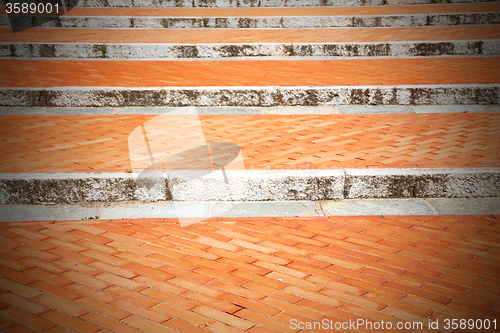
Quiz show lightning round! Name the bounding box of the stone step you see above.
[0,112,498,203]
[1,57,498,106]
[2,26,499,58]
[2,3,499,28]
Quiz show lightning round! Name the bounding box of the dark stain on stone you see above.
[350,89,370,104]
[130,17,135,27]
[40,44,56,57]
[92,44,107,58]
[215,17,229,28]
[304,89,319,106]
[238,18,252,28]
[9,44,15,57]
[412,42,454,56]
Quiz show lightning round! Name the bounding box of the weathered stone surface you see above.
[1,86,498,107]
[344,168,500,199]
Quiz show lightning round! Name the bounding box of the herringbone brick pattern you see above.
[0,113,499,172]
[0,215,498,332]
[2,57,499,87]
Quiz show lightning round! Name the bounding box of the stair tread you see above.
[2,25,500,43]
[1,57,498,87]
[0,113,498,172]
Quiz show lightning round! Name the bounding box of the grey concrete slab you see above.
[0,204,100,222]
[426,198,500,215]
[337,105,412,114]
[485,105,500,112]
[210,201,321,217]
[321,198,434,215]
[99,202,210,219]
[261,106,338,114]
[43,107,118,115]
[0,107,47,115]
[1,198,498,222]
[410,105,491,113]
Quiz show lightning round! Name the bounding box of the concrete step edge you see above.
[1,85,498,107]
[1,167,499,204]
[1,198,500,221]
[3,13,500,28]
[2,104,499,114]
[3,40,499,59]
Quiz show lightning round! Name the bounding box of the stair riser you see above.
[2,86,498,107]
[3,13,499,28]
[1,169,498,204]
[2,41,497,58]
[65,0,499,7]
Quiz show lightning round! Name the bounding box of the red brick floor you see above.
[1,57,499,87]
[3,3,499,17]
[0,113,499,172]
[2,26,499,43]
[0,215,499,332]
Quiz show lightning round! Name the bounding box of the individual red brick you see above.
[383,281,453,304]
[79,249,127,266]
[216,258,271,276]
[142,288,197,309]
[112,299,171,323]
[7,228,48,241]
[29,281,82,301]
[48,248,96,265]
[182,291,241,314]
[60,270,110,290]
[74,297,132,320]
[95,272,147,292]
[65,284,119,304]
[153,303,216,327]
[164,318,212,333]
[33,294,89,317]
[1,307,56,332]
[0,247,29,261]
[0,256,32,272]
[194,305,255,331]
[0,293,49,315]
[148,253,198,270]
[122,315,175,333]
[159,265,213,284]
[234,308,292,332]
[102,232,148,248]
[363,292,434,317]
[207,248,254,263]
[320,288,386,311]
[69,230,112,245]
[341,277,405,299]
[134,275,187,295]
[24,267,72,287]
[3,324,39,333]
[53,259,101,276]
[20,257,67,275]
[193,266,247,286]
[231,270,286,289]
[75,240,121,255]
[1,278,44,300]
[242,282,302,304]
[105,286,160,307]
[80,312,140,333]
[139,244,188,260]
[267,272,324,292]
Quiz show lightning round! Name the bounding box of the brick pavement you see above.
[2,26,499,43]
[1,57,499,87]
[0,215,499,332]
[0,113,499,173]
